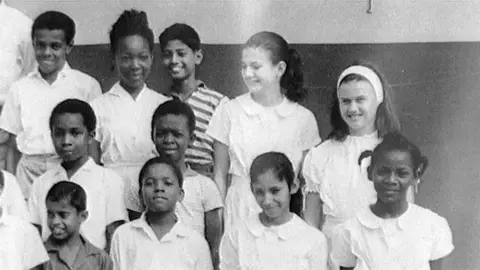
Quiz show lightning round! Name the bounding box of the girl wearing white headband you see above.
[302,61,401,270]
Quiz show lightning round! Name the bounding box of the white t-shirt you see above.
[28,158,128,249]
[0,170,28,220]
[220,213,328,270]
[331,203,454,270]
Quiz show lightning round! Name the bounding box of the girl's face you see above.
[370,150,415,204]
[251,169,298,224]
[115,35,153,92]
[140,163,184,213]
[338,79,378,136]
[241,47,285,94]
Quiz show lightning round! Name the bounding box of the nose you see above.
[263,192,274,205]
[131,58,141,69]
[385,172,396,184]
[164,132,174,143]
[348,101,358,112]
[172,53,180,64]
[51,214,62,225]
[62,133,73,145]
[43,46,53,57]
[243,67,254,78]
[153,181,166,192]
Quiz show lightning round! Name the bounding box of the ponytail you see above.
[281,48,307,102]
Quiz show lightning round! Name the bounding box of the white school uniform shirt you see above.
[175,167,224,236]
[0,63,102,155]
[0,170,29,220]
[220,213,328,270]
[331,203,454,270]
[28,158,128,249]
[90,82,170,211]
[0,2,36,105]
[0,210,49,270]
[111,213,213,270]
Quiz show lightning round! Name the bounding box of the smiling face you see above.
[241,47,285,94]
[46,199,87,242]
[33,29,72,80]
[114,35,153,93]
[51,113,93,163]
[338,79,379,136]
[153,114,192,164]
[140,163,184,213]
[370,150,415,204]
[161,39,202,81]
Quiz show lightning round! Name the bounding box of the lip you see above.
[153,196,168,201]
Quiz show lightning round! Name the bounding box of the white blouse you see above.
[220,214,328,270]
[331,203,454,270]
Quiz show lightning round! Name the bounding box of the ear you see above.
[290,177,300,195]
[79,210,89,223]
[367,165,373,181]
[178,188,185,202]
[415,156,429,178]
[87,130,95,143]
[276,60,287,78]
[66,41,74,55]
[194,49,203,65]
[188,132,195,147]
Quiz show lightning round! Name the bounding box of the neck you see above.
[176,158,187,174]
[40,66,63,85]
[171,77,197,100]
[52,232,82,249]
[259,211,293,227]
[349,125,376,137]
[62,155,89,178]
[145,209,177,227]
[251,85,283,107]
[371,199,409,218]
[120,81,143,100]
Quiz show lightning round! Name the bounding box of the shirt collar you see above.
[109,81,148,99]
[247,214,302,240]
[184,165,198,177]
[358,204,413,231]
[169,80,205,100]
[44,235,101,256]
[237,93,297,118]
[132,212,190,242]
[52,157,96,178]
[31,62,72,80]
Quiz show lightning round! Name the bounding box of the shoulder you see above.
[294,215,327,243]
[179,222,209,246]
[96,165,124,184]
[409,204,450,229]
[113,220,138,240]
[69,69,100,84]
[197,83,226,101]
[307,139,339,158]
[32,169,60,194]
[6,214,39,236]
[144,87,171,102]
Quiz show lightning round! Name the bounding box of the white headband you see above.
[337,65,384,104]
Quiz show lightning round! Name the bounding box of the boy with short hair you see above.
[28,99,127,251]
[151,99,223,268]
[42,181,113,270]
[159,23,228,178]
[0,11,102,198]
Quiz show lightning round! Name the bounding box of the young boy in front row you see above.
[28,99,127,251]
[111,156,213,270]
[0,11,102,198]
[151,99,224,268]
[42,181,113,270]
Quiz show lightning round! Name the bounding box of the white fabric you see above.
[219,213,328,270]
[111,213,213,270]
[0,2,35,105]
[207,93,321,230]
[0,211,49,270]
[0,170,29,220]
[0,63,102,155]
[28,158,128,249]
[90,82,170,211]
[337,65,384,104]
[331,203,454,269]
[175,168,224,236]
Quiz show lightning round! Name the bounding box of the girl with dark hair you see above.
[207,31,321,231]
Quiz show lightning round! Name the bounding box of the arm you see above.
[105,220,126,253]
[212,141,230,201]
[218,229,239,270]
[308,233,328,270]
[304,193,324,230]
[205,208,223,270]
[88,140,102,165]
[6,134,21,175]
[0,130,10,170]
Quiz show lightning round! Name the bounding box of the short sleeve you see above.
[104,170,128,224]
[194,236,213,270]
[307,231,329,269]
[202,177,224,211]
[430,216,454,260]
[207,99,231,146]
[301,148,323,194]
[89,98,104,142]
[21,223,49,269]
[3,172,29,220]
[100,250,114,270]
[300,110,321,151]
[331,223,357,268]
[110,229,123,270]
[19,34,36,77]
[0,84,22,135]
[219,228,240,270]
[87,78,103,101]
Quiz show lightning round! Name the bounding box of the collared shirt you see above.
[0,170,29,220]
[331,203,454,270]
[207,93,321,178]
[43,235,113,270]
[171,81,228,167]
[111,213,213,270]
[0,2,36,105]
[28,158,128,249]
[0,210,49,270]
[0,62,102,155]
[220,213,328,270]
[175,167,223,236]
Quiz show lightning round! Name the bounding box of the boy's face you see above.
[51,113,94,163]
[153,114,192,164]
[46,199,87,242]
[140,163,184,213]
[33,29,72,78]
[161,39,202,81]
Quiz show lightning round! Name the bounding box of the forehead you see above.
[144,163,179,181]
[46,199,76,212]
[52,113,86,128]
[154,114,189,130]
[34,29,66,43]
[252,169,285,187]
[375,150,414,168]
[163,39,192,51]
[117,35,151,53]
[242,47,272,64]
[338,79,376,99]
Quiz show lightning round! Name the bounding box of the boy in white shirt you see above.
[0,11,102,198]
[151,99,224,268]
[28,99,127,251]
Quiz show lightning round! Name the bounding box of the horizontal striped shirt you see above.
[171,81,228,169]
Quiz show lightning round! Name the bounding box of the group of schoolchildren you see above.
[0,6,454,270]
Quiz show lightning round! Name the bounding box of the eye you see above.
[140,54,150,61]
[52,43,62,50]
[270,188,281,195]
[47,212,54,219]
[340,99,351,105]
[177,51,187,57]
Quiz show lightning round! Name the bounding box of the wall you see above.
[7,0,480,269]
